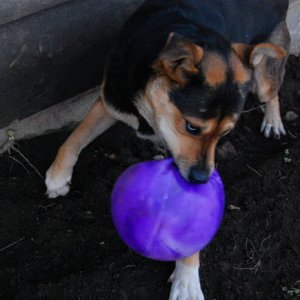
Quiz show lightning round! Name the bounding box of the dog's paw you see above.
[168,262,204,300]
[45,166,72,198]
[261,102,286,139]
[261,116,286,139]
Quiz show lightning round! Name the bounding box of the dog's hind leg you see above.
[45,98,116,198]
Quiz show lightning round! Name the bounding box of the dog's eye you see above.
[185,121,201,135]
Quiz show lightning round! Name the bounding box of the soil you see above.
[0,55,300,300]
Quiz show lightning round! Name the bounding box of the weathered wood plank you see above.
[0,0,69,26]
[0,0,144,128]
[0,87,99,152]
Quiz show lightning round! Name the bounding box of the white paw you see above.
[261,102,286,139]
[168,262,205,300]
[45,166,72,198]
[261,117,286,139]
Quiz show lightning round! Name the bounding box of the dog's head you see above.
[140,33,286,183]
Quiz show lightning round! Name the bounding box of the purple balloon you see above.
[111,158,225,261]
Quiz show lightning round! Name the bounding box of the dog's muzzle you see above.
[188,166,210,184]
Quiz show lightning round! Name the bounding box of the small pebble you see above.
[108,153,117,160]
[153,154,165,160]
[105,153,118,160]
[84,211,95,219]
[228,204,241,211]
[284,111,298,122]
[218,141,237,158]
[284,157,292,163]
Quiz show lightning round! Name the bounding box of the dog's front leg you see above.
[260,95,286,138]
[169,252,204,300]
[45,98,116,198]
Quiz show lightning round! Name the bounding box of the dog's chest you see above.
[104,98,159,142]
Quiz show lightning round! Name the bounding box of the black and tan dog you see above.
[46,0,290,299]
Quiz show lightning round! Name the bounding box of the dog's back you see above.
[125,0,289,44]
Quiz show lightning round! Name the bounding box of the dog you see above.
[45,0,290,299]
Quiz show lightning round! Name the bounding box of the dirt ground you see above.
[0,55,300,300]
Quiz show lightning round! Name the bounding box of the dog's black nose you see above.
[188,167,209,184]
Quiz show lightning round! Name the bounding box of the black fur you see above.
[170,75,247,120]
[103,0,288,132]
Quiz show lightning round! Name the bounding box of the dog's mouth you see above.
[172,157,213,184]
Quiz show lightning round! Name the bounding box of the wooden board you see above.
[0,0,144,128]
[0,0,69,25]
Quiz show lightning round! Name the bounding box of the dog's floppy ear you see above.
[249,43,287,66]
[152,32,204,85]
[232,43,287,67]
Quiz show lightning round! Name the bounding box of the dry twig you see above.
[246,164,263,176]
[233,260,262,273]
[1,129,43,179]
[8,155,31,173]
[0,237,25,253]
[242,104,265,114]
[10,146,43,179]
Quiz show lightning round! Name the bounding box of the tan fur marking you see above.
[230,54,251,84]
[166,113,234,176]
[232,43,252,63]
[252,58,278,102]
[203,137,218,169]
[202,52,227,86]
[199,116,235,168]
[192,45,204,64]
[143,76,237,179]
[179,252,200,266]
[152,33,204,85]
[217,116,235,136]
[144,76,172,115]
